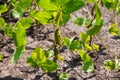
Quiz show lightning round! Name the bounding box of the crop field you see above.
[0,0,120,80]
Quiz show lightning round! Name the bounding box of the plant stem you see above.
[53,7,62,62]
[98,32,117,56]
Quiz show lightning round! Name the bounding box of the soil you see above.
[0,1,120,80]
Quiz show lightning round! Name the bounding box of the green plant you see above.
[0,0,120,76]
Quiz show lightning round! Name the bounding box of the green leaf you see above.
[0,54,3,61]
[63,37,82,51]
[102,0,119,10]
[95,3,101,19]
[80,32,90,43]
[52,0,70,6]
[78,50,94,73]
[74,17,84,26]
[19,18,32,29]
[41,60,58,72]
[38,0,58,11]
[92,44,99,51]
[62,0,84,13]
[30,10,53,24]
[63,37,70,47]
[108,24,120,36]
[104,60,115,70]
[60,13,71,26]
[84,18,92,27]
[12,7,23,18]
[86,0,96,3]
[3,24,13,37]
[0,17,6,27]
[84,44,92,51]
[59,72,69,80]
[87,19,104,36]
[0,4,8,14]
[27,56,38,68]
[12,22,26,47]
[11,45,25,63]
[32,48,47,65]
[15,0,32,10]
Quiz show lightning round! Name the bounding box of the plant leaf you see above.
[59,72,69,80]
[41,60,58,72]
[0,54,3,61]
[78,50,94,73]
[64,37,82,51]
[38,0,58,11]
[63,0,84,13]
[11,45,25,63]
[12,22,26,47]
[108,24,120,36]
[27,56,38,68]
[74,17,84,26]
[0,17,6,27]
[30,10,53,24]
[92,43,99,51]
[32,48,47,65]
[87,19,104,36]
[0,4,8,14]
[104,60,115,70]
[19,18,32,29]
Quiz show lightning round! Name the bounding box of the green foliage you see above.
[87,3,104,36]
[108,24,120,36]
[74,17,84,26]
[27,48,58,72]
[11,17,32,63]
[11,46,25,63]
[0,0,119,74]
[102,0,119,10]
[104,59,120,70]
[62,0,85,14]
[12,0,32,18]
[59,72,69,80]
[92,44,99,51]
[78,50,94,73]
[0,54,3,61]
[63,37,82,51]
[30,10,54,24]
[0,17,6,27]
[0,4,8,14]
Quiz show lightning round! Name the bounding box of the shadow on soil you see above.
[0,76,23,80]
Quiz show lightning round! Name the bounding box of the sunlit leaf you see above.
[27,56,38,68]
[30,10,53,24]
[92,43,99,51]
[74,17,84,26]
[104,60,115,70]
[63,0,84,13]
[0,17,6,27]
[12,22,26,47]
[108,24,120,36]
[41,60,58,72]
[63,37,82,51]
[59,72,69,80]
[11,45,25,63]
[19,18,32,29]
[0,54,3,61]
[32,48,47,65]
[0,4,8,14]
[38,0,58,11]
[78,50,94,73]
